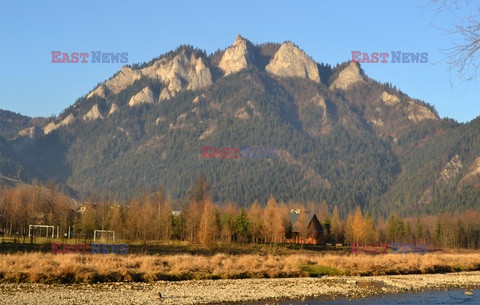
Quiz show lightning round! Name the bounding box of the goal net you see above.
[93,230,115,243]
[28,225,55,239]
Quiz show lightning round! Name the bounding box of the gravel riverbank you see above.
[1,271,479,305]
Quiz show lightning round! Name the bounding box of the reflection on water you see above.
[248,289,479,305]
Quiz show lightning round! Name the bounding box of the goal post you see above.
[93,230,115,243]
[28,225,55,239]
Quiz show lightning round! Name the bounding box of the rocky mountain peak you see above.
[219,34,255,76]
[87,49,212,101]
[234,34,246,45]
[265,42,320,83]
[142,48,213,94]
[329,62,364,90]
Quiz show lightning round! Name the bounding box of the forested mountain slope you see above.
[1,35,478,216]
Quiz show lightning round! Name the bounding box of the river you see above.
[248,289,479,305]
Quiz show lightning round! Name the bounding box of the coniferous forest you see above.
[0,39,479,235]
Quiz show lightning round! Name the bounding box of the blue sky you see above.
[0,0,478,122]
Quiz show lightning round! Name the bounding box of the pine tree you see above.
[387,215,404,243]
[234,209,250,243]
[415,220,424,243]
[404,220,413,243]
[434,218,442,246]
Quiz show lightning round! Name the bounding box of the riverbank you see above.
[1,271,479,305]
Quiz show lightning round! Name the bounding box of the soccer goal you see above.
[93,230,115,243]
[28,225,55,239]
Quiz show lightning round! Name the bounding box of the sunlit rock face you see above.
[83,104,104,121]
[219,35,255,75]
[329,62,364,90]
[87,50,212,100]
[266,42,320,83]
[128,87,154,107]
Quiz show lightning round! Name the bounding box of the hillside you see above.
[0,35,478,217]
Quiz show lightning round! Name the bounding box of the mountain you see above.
[0,35,478,217]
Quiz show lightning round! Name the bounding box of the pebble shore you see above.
[1,271,479,305]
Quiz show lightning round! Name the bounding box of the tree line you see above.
[0,178,479,249]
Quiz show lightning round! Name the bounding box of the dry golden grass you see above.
[0,252,479,283]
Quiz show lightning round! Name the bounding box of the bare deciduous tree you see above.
[429,0,480,81]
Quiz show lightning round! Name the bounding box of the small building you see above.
[77,205,86,214]
[288,210,324,245]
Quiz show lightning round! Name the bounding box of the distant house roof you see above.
[307,214,323,236]
[289,211,316,233]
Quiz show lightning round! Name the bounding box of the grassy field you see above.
[0,249,479,283]
[0,239,344,255]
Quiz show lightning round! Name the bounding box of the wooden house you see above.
[288,210,324,245]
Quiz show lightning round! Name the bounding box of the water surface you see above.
[249,289,479,305]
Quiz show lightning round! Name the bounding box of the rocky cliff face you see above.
[158,88,171,101]
[83,104,103,121]
[86,83,108,99]
[266,42,320,83]
[17,126,39,139]
[87,49,212,101]
[128,87,154,107]
[419,155,463,204]
[108,103,119,116]
[381,91,400,106]
[308,95,331,136]
[459,156,480,187]
[43,113,75,134]
[439,155,463,185]
[141,49,212,94]
[329,62,364,90]
[88,67,141,99]
[406,101,438,122]
[219,35,255,75]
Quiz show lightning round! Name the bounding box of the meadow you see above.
[0,243,479,283]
